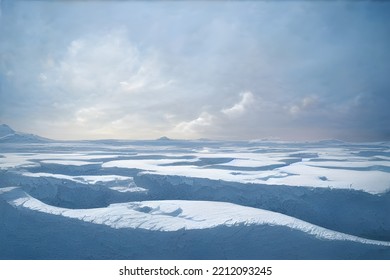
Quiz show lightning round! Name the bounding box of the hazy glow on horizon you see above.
[1,0,390,141]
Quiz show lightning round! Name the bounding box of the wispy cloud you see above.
[173,112,214,138]
[222,91,254,118]
[288,95,319,116]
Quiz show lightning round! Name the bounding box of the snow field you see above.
[1,139,389,259]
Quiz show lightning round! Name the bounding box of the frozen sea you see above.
[1,130,390,259]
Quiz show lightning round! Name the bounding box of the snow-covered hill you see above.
[0,124,50,143]
[0,124,15,137]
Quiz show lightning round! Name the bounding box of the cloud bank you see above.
[0,0,389,141]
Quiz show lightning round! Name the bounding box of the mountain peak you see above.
[156,136,172,141]
[0,124,15,137]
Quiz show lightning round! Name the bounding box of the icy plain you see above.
[1,128,390,259]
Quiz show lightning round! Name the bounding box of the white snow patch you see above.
[219,158,283,167]
[276,162,390,193]
[109,186,147,193]
[40,160,101,166]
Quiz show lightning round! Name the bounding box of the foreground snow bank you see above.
[1,187,389,246]
[1,187,389,259]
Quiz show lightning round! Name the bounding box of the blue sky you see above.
[1,0,389,141]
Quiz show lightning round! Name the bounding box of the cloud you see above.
[172,91,257,139]
[1,0,389,141]
[28,30,178,139]
[173,112,214,138]
[75,107,106,126]
[43,30,163,98]
[288,95,319,116]
[222,91,254,118]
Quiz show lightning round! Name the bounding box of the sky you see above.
[0,0,390,141]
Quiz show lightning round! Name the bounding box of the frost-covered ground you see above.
[1,129,390,259]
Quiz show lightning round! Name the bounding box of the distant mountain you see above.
[0,124,50,143]
[0,124,15,137]
[197,138,213,141]
[316,139,345,145]
[156,136,172,141]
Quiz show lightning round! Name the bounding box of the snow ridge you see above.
[1,187,389,247]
